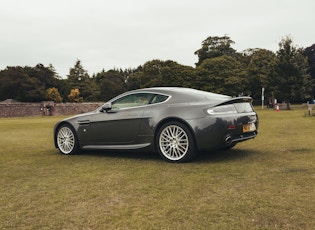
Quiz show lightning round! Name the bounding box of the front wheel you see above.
[56,124,79,155]
[156,121,197,163]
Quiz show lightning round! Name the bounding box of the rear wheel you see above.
[56,124,79,155]
[156,121,197,163]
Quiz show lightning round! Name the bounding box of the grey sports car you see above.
[54,87,258,162]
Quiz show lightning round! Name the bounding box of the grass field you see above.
[0,108,314,229]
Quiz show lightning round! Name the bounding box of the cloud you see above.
[0,0,314,77]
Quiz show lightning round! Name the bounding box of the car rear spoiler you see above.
[216,96,253,106]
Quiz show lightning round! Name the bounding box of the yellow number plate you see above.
[243,123,256,132]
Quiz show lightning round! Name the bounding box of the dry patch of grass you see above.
[0,110,314,229]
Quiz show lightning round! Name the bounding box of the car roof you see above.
[130,87,232,104]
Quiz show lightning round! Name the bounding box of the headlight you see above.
[207,104,237,114]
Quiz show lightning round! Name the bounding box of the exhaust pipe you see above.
[225,135,232,145]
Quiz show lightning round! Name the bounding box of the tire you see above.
[156,121,197,163]
[56,124,79,155]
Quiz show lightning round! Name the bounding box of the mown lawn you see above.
[0,108,314,229]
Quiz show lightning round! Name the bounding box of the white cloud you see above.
[0,0,314,77]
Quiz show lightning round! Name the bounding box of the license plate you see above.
[243,123,256,132]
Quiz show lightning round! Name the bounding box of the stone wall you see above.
[0,100,103,118]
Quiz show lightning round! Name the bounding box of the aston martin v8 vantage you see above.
[54,87,258,162]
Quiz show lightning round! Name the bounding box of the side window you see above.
[150,94,169,104]
[112,93,153,110]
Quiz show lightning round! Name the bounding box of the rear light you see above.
[207,104,237,115]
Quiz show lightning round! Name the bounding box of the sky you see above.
[0,0,314,78]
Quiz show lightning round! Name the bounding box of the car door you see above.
[88,93,153,145]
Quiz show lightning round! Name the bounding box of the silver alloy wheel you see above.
[57,126,75,154]
[159,125,189,161]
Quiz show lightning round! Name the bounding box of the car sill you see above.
[82,143,151,150]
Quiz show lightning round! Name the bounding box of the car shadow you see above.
[196,148,262,163]
[81,150,161,162]
[78,147,261,163]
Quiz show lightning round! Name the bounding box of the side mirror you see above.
[101,102,112,112]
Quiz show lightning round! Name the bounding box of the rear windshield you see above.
[234,102,254,113]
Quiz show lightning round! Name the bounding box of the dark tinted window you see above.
[150,94,169,104]
[112,93,153,110]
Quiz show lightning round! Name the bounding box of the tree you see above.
[194,35,236,66]
[158,61,197,88]
[94,69,126,101]
[67,60,91,101]
[246,49,277,100]
[125,60,168,89]
[27,63,59,89]
[303,44,315,98]
[0,66,26,101]
[68,88,83,102]
[55,79,71,102]
[196,55,247,96]
[141,60,164,87]
[124,60,197,90]
[46,87,63,102]
[272,36,313,108]
[0,65,52,102]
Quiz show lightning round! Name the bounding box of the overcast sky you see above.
[0,0,314,78]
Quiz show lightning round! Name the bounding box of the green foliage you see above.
[0,64,58,102]
[67,60,93,101]
[272,36,313,104]
[125,60,197,90]
[0,36,314,103]
[94,69,127,101]
[303,44,315,97]
[196,55,247,96]
[194,35,237,66]
[55,79,71,102]
[246,49,277,99]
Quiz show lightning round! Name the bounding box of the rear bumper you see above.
[228,131,258,145]
[190,113,258,151]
